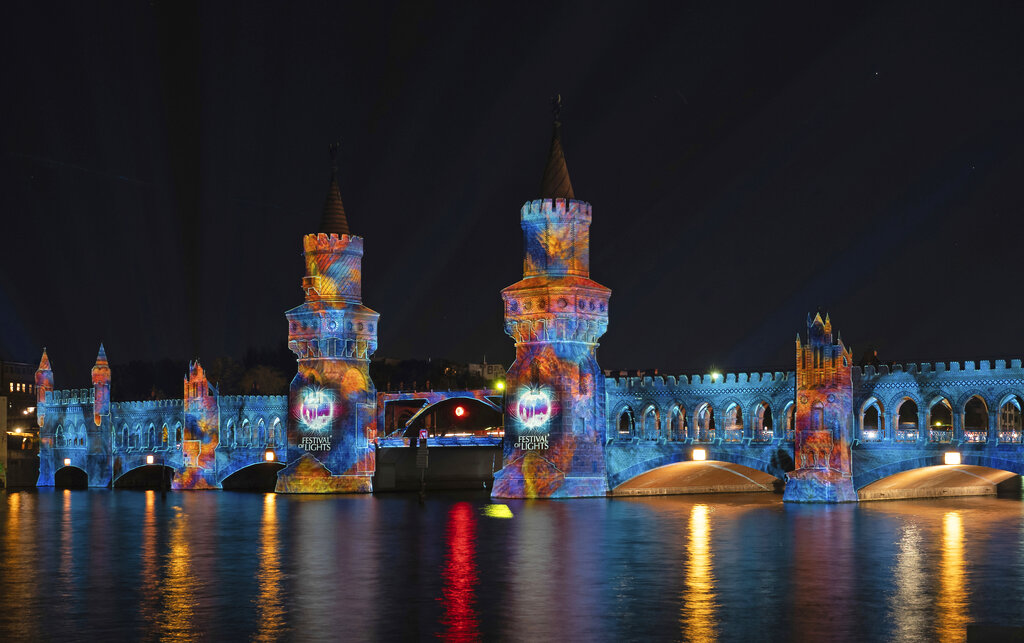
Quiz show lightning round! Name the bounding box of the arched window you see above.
[811,403,824,430]
[669,406,685,441]
[964,396,988,443]
[174,422,183,447]
[147,424,156,449]
[257,419,267,446]
[642,407,659,440]
[55,424,64,448]
[998,396,1022,443]
[896,399,919,442]
[617,408,634,439]
[121,425,129,450]
[928,398,953,443]
[861,399,884,441]
[695,404,715,442]
[161,424,169,448]
[241,419,251,447]
[724,404,742,442]
[754,402,773,442]
[223,420,234,447]
[783,403,795,441]
[271,418,283,446]
[133,424,142,449]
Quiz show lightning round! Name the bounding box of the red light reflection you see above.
[440,502,479,641]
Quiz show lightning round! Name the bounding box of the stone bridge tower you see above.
[783,313,857,502]
[492,102,611,498]
[276,147,379,493]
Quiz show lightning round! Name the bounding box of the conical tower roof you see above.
[95,343,108,366]
[539,95,575,200]
[37,348,50,371]
[319,143,351,236]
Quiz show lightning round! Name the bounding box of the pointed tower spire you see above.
[95,343,108,366]
[319,142,351,236]
[539,95,575,200]
[38,348,51,371]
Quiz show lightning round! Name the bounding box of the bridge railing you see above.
[895,428,918,443]
[963,430,987,443]
[785,429,794,441]
[693,428,712,442]
[755,427,773,442]
[999,431,1022,444]
[723,429,743,442]
[929,429,953,443]
[860,429,882,442]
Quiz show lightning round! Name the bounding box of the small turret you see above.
[34,349,53,427]
[91,343,111,426]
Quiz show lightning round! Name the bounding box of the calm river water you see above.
[1,489,1023,641]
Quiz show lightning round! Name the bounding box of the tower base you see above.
[783,469,858,503]
[274,453,373,494]
[491,453,609,498]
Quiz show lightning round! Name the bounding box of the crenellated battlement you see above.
[112,399,184,410]
[302,232,364,254]
[853,358,1024,379]
[605,371,793,390]
[521,198,592,223]
[45,388,95,405]
[219,395,288,408]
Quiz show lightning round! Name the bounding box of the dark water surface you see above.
[1,489,1023,642]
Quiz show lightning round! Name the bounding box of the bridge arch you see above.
[608,449,788,490]
[854,454,1024,490]
[220,461,285,491]
[54,465,88,489]
[113,464,175,489]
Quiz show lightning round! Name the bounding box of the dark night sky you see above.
[3,2,1024,386]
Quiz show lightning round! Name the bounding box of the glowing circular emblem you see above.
[455,406,465,417]
[299,387,334,432]
[517,389,551,429]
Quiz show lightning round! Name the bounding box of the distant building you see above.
[1,358,38,430]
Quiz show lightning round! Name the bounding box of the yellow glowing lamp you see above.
[14,428,22,434]
[264,450,276,462]
[692,448,707,461]
[944,451,961,465]
[63,458,71,466]
[146,455,155,465]
[496,381,505,391]
[710,372,721,382]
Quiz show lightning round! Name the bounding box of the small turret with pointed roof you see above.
[319,142,351,236]
[92,343,111,426]
[539,94,575,200]
[35,348,54,427]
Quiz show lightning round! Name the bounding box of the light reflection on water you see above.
[0,490,1023,641]
[681,504,716,642]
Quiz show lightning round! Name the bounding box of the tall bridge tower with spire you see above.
[275,145,379,493]
[492,98,612,498]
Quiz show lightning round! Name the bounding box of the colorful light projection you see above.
[492,195,612,499]
[277,230,379,494]
[511,385,554,431]
[298,386,335,432]
[783,313,858,503]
